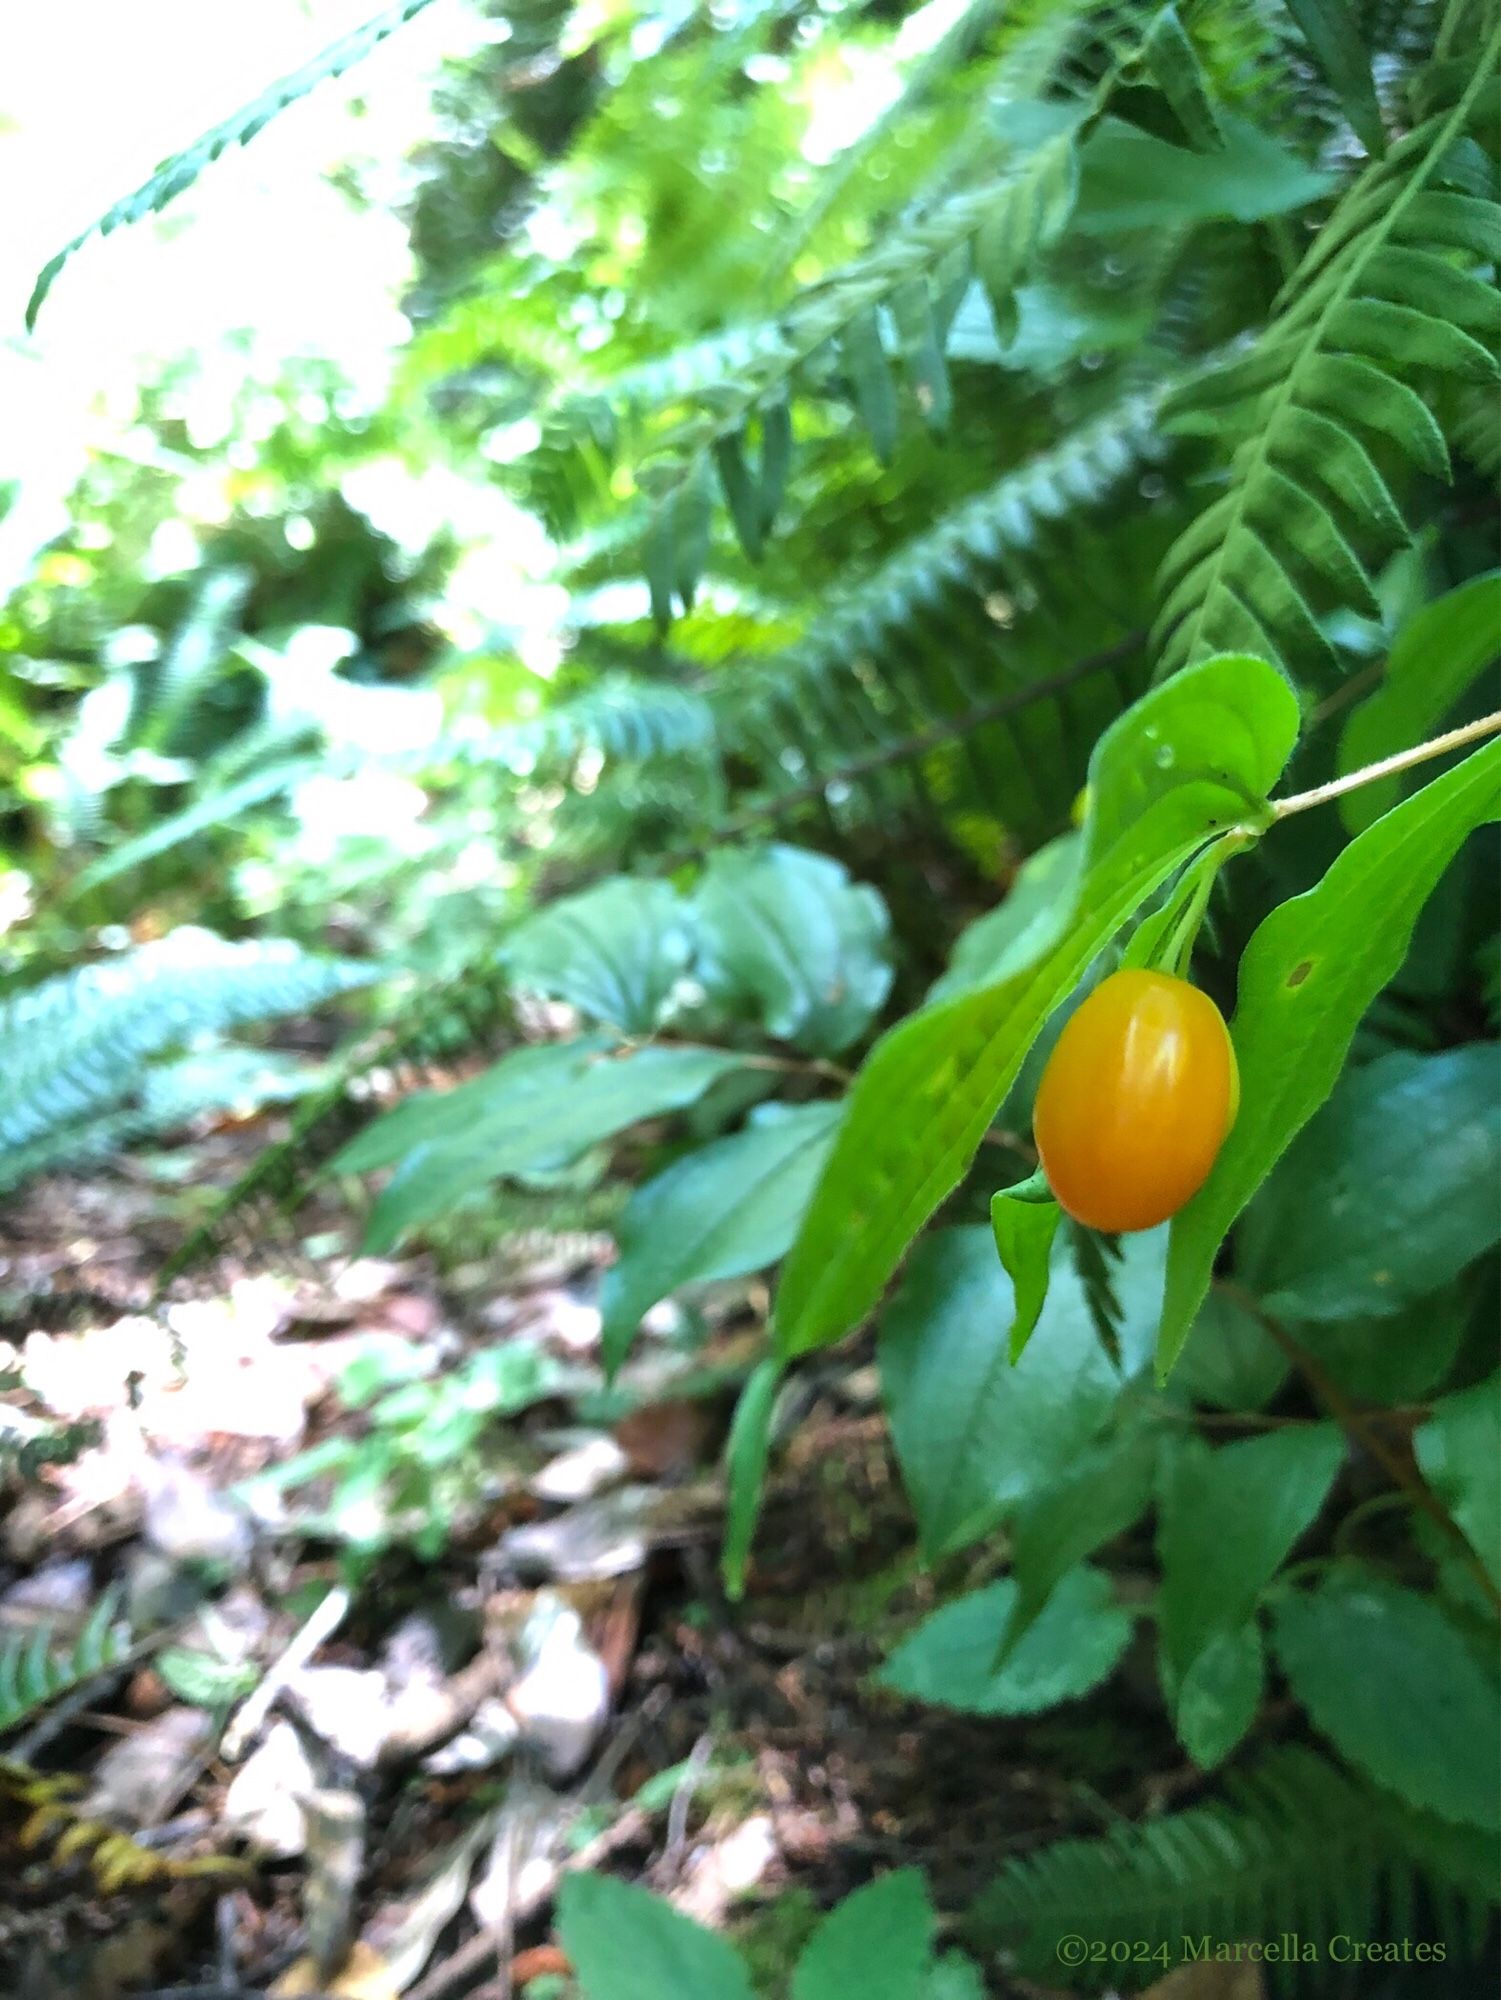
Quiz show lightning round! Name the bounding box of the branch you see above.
[1273,708,1501,821]
[1229,1287,1501,1617]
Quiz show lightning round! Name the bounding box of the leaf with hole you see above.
[776,654,1300,1359]
[1159,740,1501,1376]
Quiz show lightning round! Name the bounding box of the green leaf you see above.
[601,1103,843,1375]
[926,1955,985,2000]
[1003,1423,1159,1658]
[1239,1046,1501,1322]
[879,1228,1140,1562]
[1074,115,1331,231]
[694,844,893,1056]
[1337,572,1501,833]
[1159,740,1501,1376]
[877,1567,1134,1716]
[777,655,1300,1359]
[989,1174,1061,1363]
[840,308,901,464]
[1282,0,1386,158]
[675,458,713,613]
[890,280,951,434]
[1415,1373,1501,1591]
[1157,1425,1343,1684]
[503,879,693,1034]
[1168,1620,1264,1770]
[927,833,1082,1005]
[331,1038,614,1178]
[1167,1288,1290,1411]
[758,397,793,537]
[557,1872,757,2000]
[645,494,679,631]
[1141,5,1223,152]
[1272,1572,1501,1831]
[351,1042,748,1252]
[721,1356,784,1602]
[791,1869,935,2000]
[713,430,765,562]
[1287,1285,1468,1405]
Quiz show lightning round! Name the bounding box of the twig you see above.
[664,1732,714,1867]
[1231,1289,1501,1615]
[1271,709,1501,820]
[221,1583,350,1762]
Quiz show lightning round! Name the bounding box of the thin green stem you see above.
[1271,709,1501,822]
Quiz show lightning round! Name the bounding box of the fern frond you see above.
[0,1594,132,1739]
[25,0,444,329]
[1152,42,1501,684]
[709,389,1167,832]
[154,957,517,1287]
[0,931,380,1173]
[639,123,1084,615]
[967,1745,1497,1982]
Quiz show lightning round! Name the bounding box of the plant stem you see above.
[1272,710,1501,821]
[1227,1287,1501,1617]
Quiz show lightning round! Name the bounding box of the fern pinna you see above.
[1153,22,1501,682]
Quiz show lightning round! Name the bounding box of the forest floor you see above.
[0,1102,1263,2000]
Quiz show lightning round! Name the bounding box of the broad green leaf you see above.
[503,878,692,1034]
[1415,1373,1501,1591]
[1166,1288,1289,1410]
[1074,115,1331,231]
[879,1228,1136,1562]
[778,655,1300,1358]
[1168,1620,1264,1770]
[840,308,900,464]
[721,1355,784,1601]
[1142,5,1223,152]
[602,1102,843,1375]
[989,1173,1060,1363]
[926,833,1082,1004]
[1282,0,1385,158]
[355,1043,747,1251]
[557,1871,757,2000]
[1157,1424,1343,1684]
[1159,739,1501,1376]
[791,1869,934,2000]
[331,1036,616,1178]
[1239,1046,1501,1323]
[1289,1284,1468,1406]
[694,844,893,1056]
[1337,572,1501,832]
[877,1566,1134,1715]
[1272,1572,1501,1831]
[1002,1422,1158,1659]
